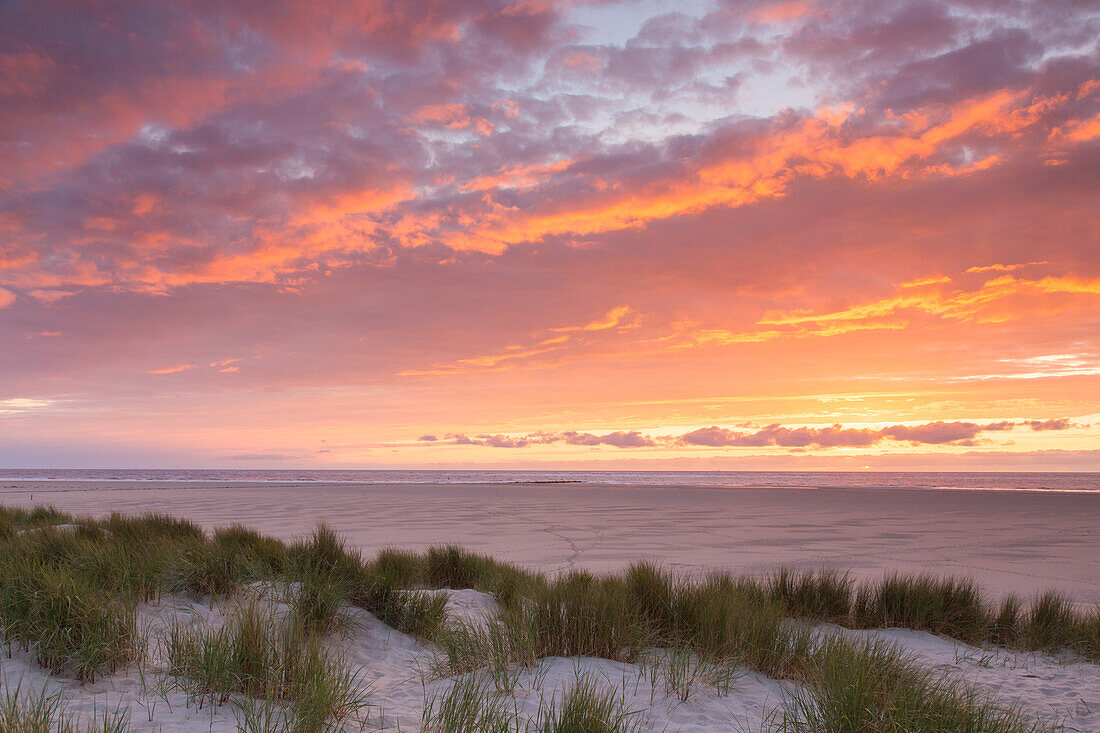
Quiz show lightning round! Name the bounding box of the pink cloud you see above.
[0,1,1097,467]
[422,419,1083,450]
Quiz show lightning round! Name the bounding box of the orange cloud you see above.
[401,305,636,376]
[428,87,1082,254]
[147,363,195,374]
[460,159,574,192]
[402,271,1100,378]
[406,103,493,135]
[966,262,1049,274]
[549,305,635,333]
[900,275,952,288]
[752,273,1100,336]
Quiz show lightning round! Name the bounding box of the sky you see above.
[0,0,1098,470]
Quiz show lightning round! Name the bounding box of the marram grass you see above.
[0,679,130,733]
[165,598,371,731]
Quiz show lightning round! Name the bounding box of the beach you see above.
[2,488,1098,732]
[3,480,1097,604]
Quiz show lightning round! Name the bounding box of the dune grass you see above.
[0,533,138,682]
[0,679,130,733]
[776,636,1059,733]
[534,673,643,733]
[368,543,543,611]
[422,671,643,733]
[435,563,814,685]
[165,598,370,731]
[433,562,1067,732]
[422,673,522,732]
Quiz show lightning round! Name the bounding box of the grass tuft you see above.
[767,567,852,622]
[534,673,642,733]
[777,635,1056,733]
[0,545,137,682]
[163,541,254,600]
[0,680,130,732]
[852,572,990,642]
[422,674,521,733]
[166,599,370,731]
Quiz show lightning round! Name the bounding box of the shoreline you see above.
[1,478,1096,494]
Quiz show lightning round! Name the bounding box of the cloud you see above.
[0,0,1097,468]
[428,419,1085,450]
[401,305,638,376]
[879,421,987,446]
[0,398,55,416]
[146,364,196,375]
[440,430,655,449]
[966,262,1049,274]
[673,419,1082,448]
[562,431,657,448]
[1024,418,1077,431]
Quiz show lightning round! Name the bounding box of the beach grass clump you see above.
[1023,591,1076,651]
[289,562,350,635]
[991,594,1023,646]
[0,542,137,682]
[433,616,538,691]
[27,504,71,528]
[515,571,647,662]
[0,680,131,733]
[533,673,643,733]
[213,523,288,575]
[349,576,448,639]
[372,547,424,586]
[432,570,643,680]
[422,674,521,733]
[284,524,450,637]
[102,511,205,545]
[437,564,813,685]
[622,564,812,677]
[1075,606,1100,655]
[777,636,1056,733]
[0,504,72,536]
[163,540,256,600]
[289,524,364,580]
[767,568,852,622]
[424,545,541,607]
[851,573,990,642]
[166,599,370,731]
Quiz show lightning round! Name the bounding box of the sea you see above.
[0,469,1096,492]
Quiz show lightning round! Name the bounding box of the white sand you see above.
[1,587,1096,732]
[2,480,1098,603]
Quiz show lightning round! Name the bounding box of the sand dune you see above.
[1,585,1096,732]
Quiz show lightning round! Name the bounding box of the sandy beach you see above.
[1,491,1098,732]
[3,480,1097,605]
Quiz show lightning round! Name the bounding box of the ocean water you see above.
[0,469,1096,492]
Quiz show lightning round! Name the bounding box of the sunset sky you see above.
[1,0,1098,470]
